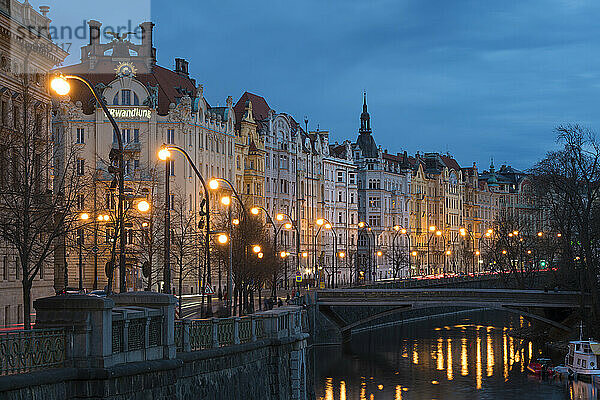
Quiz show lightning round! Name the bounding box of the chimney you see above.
[88,20,101,45]
[139,22,156,62]
[175,58,189,76]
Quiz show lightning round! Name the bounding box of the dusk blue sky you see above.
[46,0,600,170]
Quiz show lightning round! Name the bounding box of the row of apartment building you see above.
[0,6,543,326]
[52,19,542,293]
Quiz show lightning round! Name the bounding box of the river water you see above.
[312,311,599,400]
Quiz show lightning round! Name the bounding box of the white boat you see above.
[565,339,600,377]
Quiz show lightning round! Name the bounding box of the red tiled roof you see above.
[233,92,270,131]
[54,61,197,115]
[440,155,461,171]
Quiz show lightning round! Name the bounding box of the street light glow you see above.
[513,230,519,236]
[460,228,466,236]
[445,250,451,255]
[411,251,418,256]
[232,218,240,225]
[435,230,442,236]
[393,225,400,231]
[537,232,543,237]
[377,251,383,257]
[502,250,507,254]
[325,223,332,229]
[302,251,308,258]
[250,207,259,215]
[208,179,219,190]
[401,228,407,234]
[487,229,493,234]
[475,250,480,256]
[221,196,231,206]
[50,76,70,96]
[80,213,89,220]
[257,252,264,259]
[252,245,261,253]
[339,251,345,258]
[142,222,148,228]
[103,215,110,221]
[137,200,150,213]
[158,148,171,161]
[284,222,292,229]
[280,251,287,258]
[218,234,228,244]
[316,218,324,226]
[358,221,365,228]
[429,225,436,232]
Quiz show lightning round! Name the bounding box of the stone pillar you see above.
[33,294,114,368]
[110,292,176,360]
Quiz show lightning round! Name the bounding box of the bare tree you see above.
[170,193,198,317]
[530,124,600,327]
[0,73,87,329]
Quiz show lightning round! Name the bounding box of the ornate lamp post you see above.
[52,75,126,293]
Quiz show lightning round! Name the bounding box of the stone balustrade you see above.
[175,306,304,352]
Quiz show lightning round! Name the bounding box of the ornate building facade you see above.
[52,21,235,294]
[0,1,67,327]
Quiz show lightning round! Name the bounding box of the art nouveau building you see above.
[353,95,412,280]
[52,21,236,293]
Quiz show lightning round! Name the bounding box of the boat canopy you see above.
[590,343,600,355]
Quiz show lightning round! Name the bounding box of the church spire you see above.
[359,91,371,134]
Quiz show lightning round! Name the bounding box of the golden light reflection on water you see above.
[437,338,444,370]
[461,337,469,376]
[395,385,402,400]
[447,338,453,381]
[413,342,419,365]
[476,334,482,389]
[503,332,508,381]
[486,331,494,377]
[319,322,541,398]
[325,377,333,400]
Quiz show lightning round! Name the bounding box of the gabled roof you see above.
[440,155,461,171]
[233,92,270,131]
[54,61,197,115]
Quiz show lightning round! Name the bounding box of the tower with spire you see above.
[359,91,371,134]
[355,91,378,158]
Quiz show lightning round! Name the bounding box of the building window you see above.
[349,173,356,185]
[121,89,131,106]
[77,194,84,209]
[169,160,175,176]
[368,215,381,227]
[368,197,380,209]
[133,129,139,143]
[167,129,175,144]
[338,192,343,202]
[134,159,140,170]
[350,192,356,204]
[337,171,344,183]
[76,128,84,144]
[76,159,85,176]
[169,194,175,210]
[122,129,130,144]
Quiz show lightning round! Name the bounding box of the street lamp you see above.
[251,205,285,297]
[136,200,150,213]
[358,221,376,283]
[52,74,126,293]
[277,212,301,290]
[159,145,211,312]
[218,234,229,244]
[252,245,262,254]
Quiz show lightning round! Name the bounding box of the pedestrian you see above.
[277,297,283,307]
[286,293,290,303]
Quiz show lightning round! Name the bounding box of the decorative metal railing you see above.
[175,307,305,353]
[0,328,66,375]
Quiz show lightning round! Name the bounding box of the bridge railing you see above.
[0,328,66,375]
[175,306,304,352]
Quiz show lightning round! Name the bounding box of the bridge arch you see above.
[335,304,571,334]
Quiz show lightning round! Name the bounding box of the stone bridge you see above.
[305,288,587,343]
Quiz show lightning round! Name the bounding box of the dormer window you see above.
[113,89,140,106]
